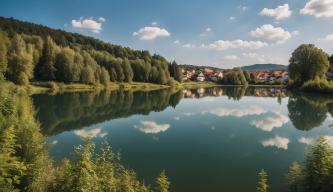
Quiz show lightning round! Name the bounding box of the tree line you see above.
[0,82,170,192]
[0,17,183,86]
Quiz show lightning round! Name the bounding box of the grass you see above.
[28,81,170,94]
[179,81,219,89]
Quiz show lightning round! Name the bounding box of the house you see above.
[196,72,205,82]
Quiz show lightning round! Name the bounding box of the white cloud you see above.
[261,136,290,150]
[133,26,170,40]
[51,140,58,145]
[173,40,180,44]
[151,21,158,25]
[251,113,289,132]
[224,55,240,61]
[134,121,170,134]
[206,27,212,32]
[98,17,106,22]
[204,105,266,117]
[322,33,333,41]
[259,4,292,20]
[250,24,291,44]
[205,40,267,50]
[292,30,300,35]
[72,17,105,33]
[182,43,196,48]
[174,116,180,120]
[300,0,333,18]
[298,137,316,145]
[298,136,333,147]
[74,128,108,138]
[229,16,236,21]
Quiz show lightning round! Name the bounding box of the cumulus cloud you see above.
[261,136,290,150]
[151,21,158,25]
[224,55,240,61]
[133,26,170,40]
[72,17,105,33]
[321,33,333,41]
[292,30,300,36]
[298,137,316,145]
[74,128,108,138]
[259,4,292,20]
[204,106,266,117]
[134,121,170,134]
[205,40,267,50]
[300,0,333,18]
[251,113,289,132]
[299,136,333,147]
[250,24,291,44]
[173,40,180,44]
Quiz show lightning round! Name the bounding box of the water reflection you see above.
[33,86,333,136]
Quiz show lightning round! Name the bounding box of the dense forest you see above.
[0,17,183,86]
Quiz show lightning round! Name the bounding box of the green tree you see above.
[0,30,8,80]
[288,44,329,86]
[54,47,76,83]
[100,67,110,86]
[155,170,170,192]
[0,126,27,192]
[35,36,57,80]
[257,169,269,192]
[123,58,134,82]
[80,65,95,84]
[286,162,303,192]
[304,136,333,191]
[6,34,34,85]
[169,61,183,83]
[221,68,248,86]
[71,140,100,192]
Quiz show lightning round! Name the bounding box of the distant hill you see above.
[180,64,222,72]
[241,64,287,71]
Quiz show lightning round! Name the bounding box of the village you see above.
[182,68,289,84]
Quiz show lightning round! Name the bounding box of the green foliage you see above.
[257,169,269,192]
[288,44,329,87]
[6,34,34,85]
[35,36,57,80]
[155,170,170,192]
[286,162,303,192]
[220,68,248,86]
[304,136,333,191]
[0,30,8,80]
[300,77,333,93]
[169,61,183,83]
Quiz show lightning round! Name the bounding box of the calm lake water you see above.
[32,87,333,192]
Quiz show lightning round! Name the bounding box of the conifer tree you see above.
[257,169,269,192]
[155,170,170,192]
[286,162,303,192]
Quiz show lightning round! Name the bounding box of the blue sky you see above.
[1,0,333,68]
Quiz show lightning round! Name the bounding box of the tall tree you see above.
[35,36,57,81]
[155,170,170,192]
[304,136,333,191]
[286,162,303,192]
[123,58,134,82]
[6,34,34,85]
[288,44,329,86]
[257,169,269,192]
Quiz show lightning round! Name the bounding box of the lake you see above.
[32,86,333,192]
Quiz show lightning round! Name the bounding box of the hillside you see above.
[180,64,223,72]
[241,64,287,71]
[0,17,183,85]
